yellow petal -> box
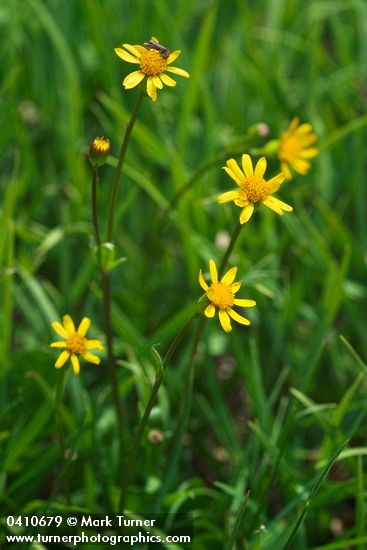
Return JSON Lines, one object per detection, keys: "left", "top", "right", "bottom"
{"left": 167, "top": 49, "right": 181, "bottom": 64}
{"left": 241, "top": 154, "right": 254, "bottom": 177}
{"left": 152, "top": 75, "right": 163, "bottom": 89}
{"left": 70, "top": 354, "right": 80, "bottom": 375}
{"left": 234, "top": 195, "right": 249, "bottom": 207}
{"left": 293, "top": 158, "right": 311, "bottom": 174}
{"left": 122, "top": 43, "right": 143, "bottom": 58}
{"left": 219, "top": 309, "right": 232, "bottom": 332}
{"left": 114, "top": 48, "right": 139, "bottom": 63}
{"left": 299, "top": 134, "right": 317, "bottom": 146}
{"left": 217, "top": 190, "right": 240, "bottom": 203}
{"left": 51, "top": 321, "right": 68, "bottom": 339}
{"left": 227, "top": 159, "right": 244, "bottom": 183}
{"left": 280, "top": 162, "right": 292, "bottom": 180}
{"left": 233, "top": 298, "right": 256, "bottom": 307}
{"left": 123, "top": 70, "right": 145, "bottom": 89}
{"left": 132, "top": 44, "right": 147, "bottom": 54}
{"left": 50, "top": 341, "right": 67, "bottom": 348}
{"left": 228, "top": 309, "right": 251, "bottom": 326}
{"left": 204, "top": 303, "right": 216, "bottom": 318}
{"left": 296, "top": 122, "right": 313, "bottom": 134}
{"left": 266, "top": 173, "right": 286, "bottom": 193}
{"left": 262, "top": 197, "right": 284, "bottom": 215}
{"left": 159, "top": 73, "right": 176, "bottom": 87}
{"left": 221, "top": 266, "right": 237, "bottom": 285}
{"left": 146, "top": 77, "right": 157, "bottom": 101}
{"left": 289, "top": 117, "right": 300, "bottom": 130}
{"left": 230, "top": 282, "right": 242, "bottom": 294}
{"left": 209, "top": 259, "right": 218, "bottom": 284}
{"left": 198, "top": 269, "right": 209, "bottom": 291}
{"left": 240, "top": 203, "right": 254, "bottom": 224}
{"left": 83, "top": 352, "right": 101, "bottom": 365}
{"left": 85, "top": 339, "right": 104, "bottom": 351}
{"left": 301, "top": 147, "right": 319, "bottom": 159}
{"left": 77, "top": 317, "right": 91, "bottom": 337}
{"left": 165, "top": 66, "right": 189, "bottom": 78}
{"left": 254, "top": 156, "right": 267, "bottom": 178}
{"left": 63, "top": 315, "right": 75, "bottom": 335}
{"left": 266, "top": 196, "right": 293, "bottom": 212}
{"left": 55, "top": 350, "right": 70, "bottom": 369}
{"left": 223, "top": 165, "right": 242, "bottom": 186}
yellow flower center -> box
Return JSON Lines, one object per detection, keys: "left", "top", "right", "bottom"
{"left": 140, "top": 49, "right": 167, "bottom": 76}
{"left": 241, "top": 176, "right": 269, "bottom": 203}
{"left": 67, "top": 333, "right": 87, "bottom": 355}
{"left": 207, "top": 283, "right": 234, "bottom": 309}
{"left": 279, "top": 134, "right": 300, "bottom": 162}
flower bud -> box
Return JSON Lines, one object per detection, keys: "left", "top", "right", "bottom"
{"left": 256, "top": 122, "right": 270, "bottom": 137}
{"left": 89, "top": 136, "right": 110, "bottom": 167}
{"left": 148, "top": 429, "right": 164, "bottom": 445}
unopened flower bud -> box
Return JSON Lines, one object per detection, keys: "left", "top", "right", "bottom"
{"left": 89, "top": 136, "right": 110, "bottom": 167}
{"left": 148, "top": 429, "right": 164, "bottom": 444}
{"left": 256, "top": 123, "right": 270, "bottom": 137}
{"left": 245, "top": 122, "right": 270, "bottom": 141}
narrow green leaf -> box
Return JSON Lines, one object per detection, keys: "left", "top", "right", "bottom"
{"left": 282, "top": 439, "right": 349, "bottom": 550}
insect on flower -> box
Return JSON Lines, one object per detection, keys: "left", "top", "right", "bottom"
{"left": 115, "top": 36, "right": 189, "bottom": 102}
{"left": 143, "top": 39, "right": 170, "bottom": 59}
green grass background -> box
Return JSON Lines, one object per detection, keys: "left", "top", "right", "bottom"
{"left": 1, "top": 0, "right": 367, "bottom": 548}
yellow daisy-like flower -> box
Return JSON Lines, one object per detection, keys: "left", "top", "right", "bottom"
{"left": 50, "top": 315, "right": 104, "bottom": 375}
{"left": 114, "top": 37, "right": 190, "bottom": 102}
{"left": 278, "top": 117, "right": 319, "bottom": 179}
{"left": 218, "top": 154, "right": 293, "bottom": 224}
{"left": 199, "top": 259, "right": 256, "bottom": 333}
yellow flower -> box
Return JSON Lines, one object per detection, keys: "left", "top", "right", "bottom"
{"left": 199, "top": 259, "right": 256, "bottom": 333}
{"left": 114, "top": 37, "right": 189, "bottom": 102}
{"left": 50, "top": 315, "right": 104, "bottom": 375}
{"left": 218, "top": 154, "right": 293, "bottom": 224}
{"left": 278, "top": 117, "right": 319, "bottom": 179}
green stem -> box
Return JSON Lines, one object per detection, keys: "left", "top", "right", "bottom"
{"left": 118, "top": 315, "right": 196, "bottom": 514}
{"left": 54, "top": 369, "right": 70, "bottom": 504}
{"left": 89, "top": 164, "right": 125, "bottom": 470}
{"left": 91, "top": 168, "right": 102, "bottom": 267}
{"left": 106, "top": 91, "right": 145, "bottom": 242}
{"left": 170, "top": 155, "right": 226, "bottom": 210}
{"left": 99, "top": 90, "right": 144, "bottom": 485}
{"left": 169, "top": 132, "right": 256, "bottom": 213}
{"left": 163, "top": 315, "right": 197, "bottom": 366}
{"left": 153, "top": 137, "right": 254, "bottom": 245}
{"left": 102, "top": 270, "right": 124, "bottom": 464}
{"left": 153, "top": 221, "right": 244, "bottom": 512}
{"left": 218, "top": 220, "right": 243, "bottom": 278}
{"left": 153, "top": 317, "right": 206, "bottom": 513}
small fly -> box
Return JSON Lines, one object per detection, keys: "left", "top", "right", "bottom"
{"left": 144, "top": 39, "right": 170, "bottom": 60}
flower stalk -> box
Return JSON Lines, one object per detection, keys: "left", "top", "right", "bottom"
{"left": 153, "top": 316, "right": 206, "bottom": 513}
{"left": 91, "top": 168, "right": 102, "bottom": 267}
{"left": 106, "top": 91, "right": 145, "bottom": 242}
{"left": 89, "top": 92, "right": 145, "bottom": 484}
{"left": 118, "top": 315, "right": 196, "bottom": 513}
{"left": 54, "top": 369, "right": 70, "bottom": 504}
{"left": 218, "top": 220, "right": 243, "bottom": 278}
{"left": 154, "top": 221, "right": 249, "bottom": 511}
